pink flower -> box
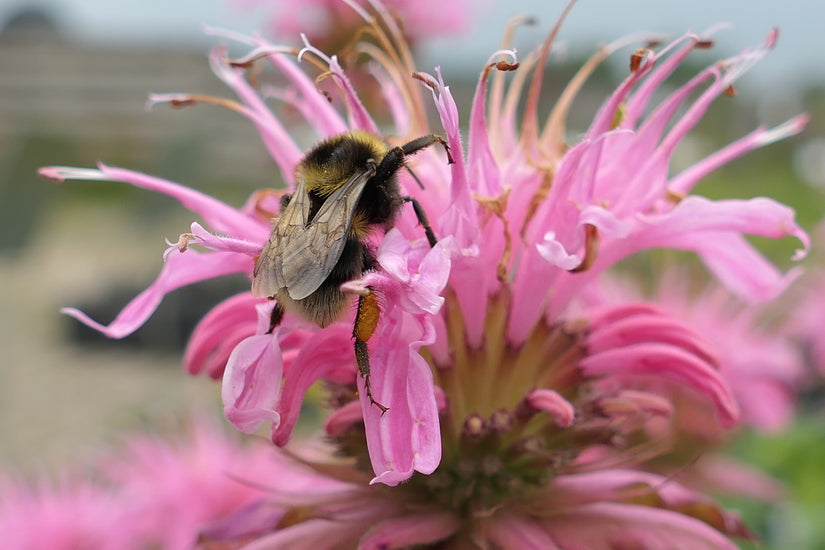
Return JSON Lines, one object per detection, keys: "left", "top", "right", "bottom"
{"left": 234, "top": 0, "right": 481, "bottom": 48}
{"left": 0, "top": 477, "right": 129, "bottom": 550}
{"left": 99, "top": 419, "right": 306, "bottom": 549}
{"left": 41, "top": 1, "right": 808, "bottom": 545}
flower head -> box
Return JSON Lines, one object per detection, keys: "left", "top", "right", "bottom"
{"left": 41, "top": 1, "right": 808, "bottom": 546}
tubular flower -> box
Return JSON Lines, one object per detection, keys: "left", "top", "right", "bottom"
{"left": 41, "top": 1, "right": 808, "bottom": 546}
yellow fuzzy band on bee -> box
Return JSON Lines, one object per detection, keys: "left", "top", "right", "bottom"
{"left": 348, "top": 211, "right": 372, "bottom": 239}
{"left": 295, "top": 130, "right": 389, "bottom": 197}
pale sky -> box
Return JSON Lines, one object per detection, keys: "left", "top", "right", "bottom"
{"left": 2, "top": 0, "right": 822, "bottom": 88}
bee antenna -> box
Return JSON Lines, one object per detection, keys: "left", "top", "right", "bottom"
{"left": 405, "top": 164, "right": 426, "bottom": 190}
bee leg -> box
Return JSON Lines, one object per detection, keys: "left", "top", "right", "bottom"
{"left": 400, "top": 134, "right": 454, "bottom": 164}
{"left": 401, "top": 196, "right": 438, "bottom": 247}
{"left": 353, "top": 290, "right": 388, "bottom": 415}
{"left": 376, "top": 135, "right": 454, "bottom": 191}
{"left": 266, "top": 301, "right": 285, "bottom": 334}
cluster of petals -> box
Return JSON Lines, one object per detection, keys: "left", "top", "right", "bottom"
{"left": 0, "top": 420, "right": 294, "bottom": 550}
{"left": 591, "top": 270, "right": 806, "bottom": 434}
{"left": 0, "top": 416, "right": 756, "bottom": 550}
{"left": 39, "top": 1, "right": 808, "bottom": 493}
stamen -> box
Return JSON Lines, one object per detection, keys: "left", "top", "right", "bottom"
{"left": 298, "top": 34, "right": 333, "bottom": 66}
{"left": 146, "top": 93, "right": 247, "bottom": 116}
{"left": 226, "top": 45, "right": 299, "bottom": 69}
{"left": 522, "top": 0, "right": 579, "bottom": 161}
{"left": 629, "top": 47, "right": 651, "bottom": 73}
{"left": 37, "top": 166, "right": 105, "bottom": 183}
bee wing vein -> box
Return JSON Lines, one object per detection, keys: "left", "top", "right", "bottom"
{"left": 252, "top": 166, "right": 375, "bottom": 301}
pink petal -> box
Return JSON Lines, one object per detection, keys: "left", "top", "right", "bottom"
{"left": 172, "top": 221, "right": 262, "bottom": 257}
{"left": 62, "top": 250, "right": 251, "bottom": 339}
{"left": 580, "top": 342, "right": 740, "bottom": 428}
{"left": 359, "top": 512, "right": 460, "bottom": 549}
{"left": 546, "top": 502, "right": 739, "bottom": 550}
{"left": 272, "top": 328, "right": 355, "bottom": 446}
{"left": 586, "top": 311, "right": 720, "bottom": 367}
{"left": 669, "top": 115, "right": 809, "bottom": 195}
{"left": 362, "top": 306, "right": 441, "bottom": 486}
{"left": 206, "top": 46, "right": 304, "bottom": 180}
{"left": 241, "top": 518, "right": 364, "bottom": 550}
{"left": 536, "top": 231, "right": 584, "bottom": 270}
{"left": 183, "top": 292, "right": 260, "bottom": 379}
{"left": 324, "top": 400, "right": 363, "bottom": 438}
{"left": 221, "top": 333, "right": 283, "bottom": 433}
{"left": 525, "top": 389, "right": 575, "bottom": 427}
{"left": 487, "top": 514, "right": 562, "bottom": 550}
{"left": 97, "top": 164, "right": 270, "bottom": 242}
{"left": 640, "top": 196, "right": 809, "bottom": 254}
{"left": 466, "top": 51, "right": 517, "bottom": 197}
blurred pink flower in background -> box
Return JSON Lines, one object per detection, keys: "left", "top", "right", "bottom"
{"left": 234, "top": 0, "right": 481, "bottom": 48}
{"left": 787, "top": 221, "right": 825, "bottom": 376}
{"left": 36, "top": 0, "right": 811, "bottom": 546}
{"left": 0, "top": 419, "right": 292, "bottom": 550}
{"left": 0, "top": 478, "right": 127, "bottom": 550}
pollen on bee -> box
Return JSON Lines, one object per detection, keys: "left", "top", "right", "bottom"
{"left": 355, "top": 291, "right": 381, "bottom": 341}
{"left": 349, "top": 211, "right": 372, "bottom": 239}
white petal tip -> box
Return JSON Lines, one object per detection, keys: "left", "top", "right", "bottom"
{"left": 38, "top": 166, "right": 105, "bottom": 183}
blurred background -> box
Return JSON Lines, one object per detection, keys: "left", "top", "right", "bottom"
{"left": 0, "top": 0, "right": 823, "bottom": 547}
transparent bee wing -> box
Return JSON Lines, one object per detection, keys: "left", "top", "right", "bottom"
{"left": 280, "top": 166, "right": 375, "bottom": 300}
{"left": 251, "top": 179, "right": 311, "bottom": 299}
{"left": 252, "top": 164, "right": 375, "bottom": 301}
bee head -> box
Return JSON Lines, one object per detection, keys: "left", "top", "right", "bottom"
{"left": 296, "top": 130, "right": 390, "bottom": 196}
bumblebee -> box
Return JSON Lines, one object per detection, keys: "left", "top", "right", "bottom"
{"left": 252, "top": 130, "right": 453, "bottom": 413}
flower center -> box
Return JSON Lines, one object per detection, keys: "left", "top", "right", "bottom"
{"left": 407, "top": 292, "right": 588, "bottom": 514}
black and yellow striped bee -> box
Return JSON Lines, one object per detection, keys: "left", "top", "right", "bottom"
{"left": 252, "top": 130, "right": 452, "bottom": 412}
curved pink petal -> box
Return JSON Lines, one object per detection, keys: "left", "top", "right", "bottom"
{"left": 222, "top": 333, "right": 283, "bottom": 433}
{"left": 545, "top": 502, "right": 739, "bottom": 550}
{"left": 639, "top": 196, "right": 809, "bottom": 256}
{"left": 586, "top": 311, "right": 720, "bottom": 367}
{"left": 62, "top": 250, "right": 251, "bottom": 339}
{"left": 272, "top": 328, "right": 355, "bottom": 446}
{"left": 184, "top": 292, "right": 260, "bottom": 378}
{"left": 97, "top": 165, "right": 270, "bottom": 242}
{"left": 487, "top": 514, "right": 562, "bottom": 550}
{"left": 359, "top": 512, "right": 460, "bottom": 549}
{"left": 172, "top": 221, "right": 262, "bottom": 257}
{"left": 580, "top": 342, "right": 739, "bottom": 428}
{"left": 363, "top": 308, "right": 441, "bottom": 486}
{"left": 241, "top": 518, "right": 365, "bottom": 550}
{"left": 525, "top": 389, "right": 575, "bottom": 427}
{"left": 207, "top": 46, "right": 304, "bottom": 180}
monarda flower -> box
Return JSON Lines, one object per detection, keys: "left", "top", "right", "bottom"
{"left": 41, "top": 2, "right": 807, "bottom": 546}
